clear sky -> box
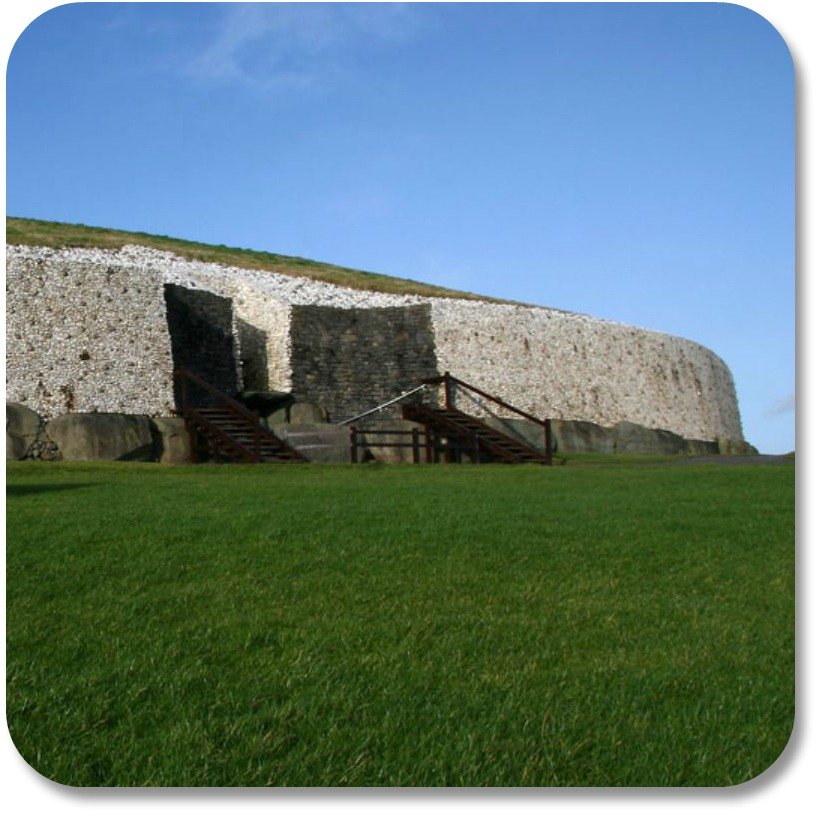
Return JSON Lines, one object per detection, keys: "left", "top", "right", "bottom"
{"left": 6, "top": 2, "right": 794, "bottom": 453}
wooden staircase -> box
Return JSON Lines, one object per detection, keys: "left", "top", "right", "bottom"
{"left": 402, "top": 403, "right": 551, "bottom": 464}
{"left": 175, "top": 368, "right": 307, "bottom": 463}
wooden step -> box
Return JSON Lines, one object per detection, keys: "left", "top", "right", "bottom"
{"left": 401, "top": 403, "right": 549, "bottom": 464}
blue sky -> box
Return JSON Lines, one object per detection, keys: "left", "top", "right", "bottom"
{"left": 6, "top": 2, "right": 794, "bottom": 453}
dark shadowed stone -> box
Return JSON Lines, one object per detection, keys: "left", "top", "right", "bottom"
{"left": 264, "top": 406, "right": 290, "bottom": 428}
{"left": 151, "top": 417, "right": 191, "bottom": 464}
{"left": 276, "top": 424, "right": 350, "bottom": 463}
{"left": 550, "top": 419, "right": 616, "bottom": 454}
{"left": 6, "top": 402, "right": 42, "bottom": 459}
{"left": 46, "top": 413, "right": 156, "bottom": 461}
{"left": 717, "top": 437, "right": 759, "bottom": 456}
{"left": 685, "top": 438, "right": 721, "bottom": 456}
{"left": 237, "top": 391, "right": 294, "bottom": 415}
{"left": 288, "top": 303, "right": 437, "bottom": 421}
{"left": 612, "top": 421, "right": 688, "bottom": 455}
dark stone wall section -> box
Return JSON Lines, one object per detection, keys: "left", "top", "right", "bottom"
{"left": 289, "top": 304, "right": 439, "bottom": 422}
{"left": 163, "top": 284, "right": 238, "bottom": 406}
{"left": 236, "top": 318, "right": 269, "bottom": 391}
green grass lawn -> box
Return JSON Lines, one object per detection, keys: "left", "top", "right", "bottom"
{"left": 6, "top": 459, "right": 794, "bottom": 787}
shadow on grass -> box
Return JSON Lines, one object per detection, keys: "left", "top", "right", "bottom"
{"left": 6, "top": 483, "right": 100, "bottom": 497}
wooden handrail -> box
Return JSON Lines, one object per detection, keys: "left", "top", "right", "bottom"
{"left": 350, "top": 423, "right": 483, "bottom": 465}
{"left": 421, "top": 372, "right": 548, "bottom": 428}
{"left": 420, "top": 372, "right": 552, "bottom": 465}
{"left": 176, "top": 367, "right": 307, "bottom": 463}
{"left": 175, "top": 367, "right": 259, "bottom": 426}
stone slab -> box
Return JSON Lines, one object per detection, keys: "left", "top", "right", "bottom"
{"left": 46, "top": 413, "right": 156, "bottom": 461}
{"left": 6, "top": 402, "right": 42, "bottom": 459}
{"left": 151, "top": 416, "right": 192, "bottom": 464}
{"left": 276, "top": 424, "right": 350, "bottom": 463}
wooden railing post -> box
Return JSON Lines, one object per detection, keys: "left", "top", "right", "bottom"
{"left": 425, "top": 429, "right": 432, "bottom": 463}
{"left": 545, "top": 418, "right": 553, "bottom": 466}
{"left": 443, "top": 371, "right": 453, "bottom": 410}
{"left": 411, "top": 427, "right": 420, "bottom": 464}
{"left": 350, "top": 426, "right": 358, "bottom": 463}
{"left": 254, "top": 409, "right": 261, "bottom": 462}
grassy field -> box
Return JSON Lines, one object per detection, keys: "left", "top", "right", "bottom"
{"left": 6, "top": 459, "right": 794, "bottom": 787}
{"left": 6, "top": 216, "right": 504, "bottom": 302}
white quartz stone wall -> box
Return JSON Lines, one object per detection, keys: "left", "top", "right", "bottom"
{"left": 5, "top": 244, "right": 745, "bottom": 441}
{"left": 429, "top": 300, "right": 743, "bottom": 442}
{"left": 5, "top": 252, "right": 176, "bottom": 418}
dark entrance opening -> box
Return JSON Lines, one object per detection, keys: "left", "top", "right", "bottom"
{"left": 164, "top": 284, "right": 239, "bottom": 408}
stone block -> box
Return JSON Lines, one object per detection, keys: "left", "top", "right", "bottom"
{"left": 484, "top": 416, "right": 549, "bottom": 451}
{"left": 276, "top": 424, "right": 351, "bottom": 463}
{"left": 46, "top": 413, "right": 157, "bottom": 461}
{"left": 717, "top": 437, "right": 759, "bottom": 456}
{"left": 550, "top": 419, "right": 616, "bottom": 454}
{"left": 288, "top": 402, "right": 329, "bottom": 425}
{"left": 612, "top": 421, "right": 688, "bottom": 455}
{"left": 151, "top": 416, "right": 192, "bottom": 464}
{"left": 6, "top": 402, "right": 43, "bottom": 459}
{"left": 685, "top": 438, "right": 720, "bottom": 456}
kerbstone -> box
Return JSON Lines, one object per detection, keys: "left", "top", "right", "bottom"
{"left": 551, "top": 419, "right": 616, "bottom": 454}
{"left": 151, "top": 416, "right": 191, "bottom": 464}
{"left": 717, "top": 437, "right": 759, "bottom": 456}
{"left": 46, "top": 413, "right": 156, "bottom": 461}
{"left": 6, "top": 402, "right": 42, "bottom": 459}
{"left": 276, "top": 424, "right": 350, "bottom": 463}
{"left": 288, "top": 402, "right": 329, "bottom": 425}
{"left": 611, "top": 421, "right": 688, "bottom": 455}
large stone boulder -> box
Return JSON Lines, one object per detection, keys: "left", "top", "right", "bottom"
{"left": 288, "top": 402, "right": 329, "bottom": 425}
{"left": 46, "top": 413, "right": 156, "bottom": 461}
{"left": 151, "top": 417, "right": 191, "bottom": 464}
{"left": 550, "top": 419, "right": 616, "bottom": 454}
{"left": 486, "top": 415, "right": 718, "bottom": 456}
{"left": 276, "top": 424, "right": 350, "bottom": 463}
{"left": 484, "top": 416, "right": 548, "bottom": 452}
{"left": 612, "top": 421, "right": 689, "bottom": 455}
{"left": 685, "top": 438, "right": 721, "bottom": 456}
{"left": 6, "top": 402, "right": 43, "bottom": 459}
{"left": 717, "top": 436, "right": 759, "bottom": 456}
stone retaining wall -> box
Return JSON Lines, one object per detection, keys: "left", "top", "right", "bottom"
{"left": 429, "top": 300, "right": 743, "bottom": 443}
{"left": 5, "top": 244, "right": 745, "bottom": 443}
{"left": 289, "top": 304, "right": 438, "bottom": 422}
{"left": 5, "top": 252, "right": 176, "bottom": 418}
{"left": 164, "top": 284, "right": 239, "bottom": 403}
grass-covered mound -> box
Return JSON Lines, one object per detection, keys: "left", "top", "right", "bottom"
{"left": 6, "top": 216, "right": 499, "bottom": 301}
{"left": 6, "top": 459, "right": 794, "bottom": 786}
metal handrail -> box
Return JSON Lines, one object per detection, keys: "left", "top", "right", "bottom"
{"left": 338, "top": 384, "right": 428, "bottom": 425}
